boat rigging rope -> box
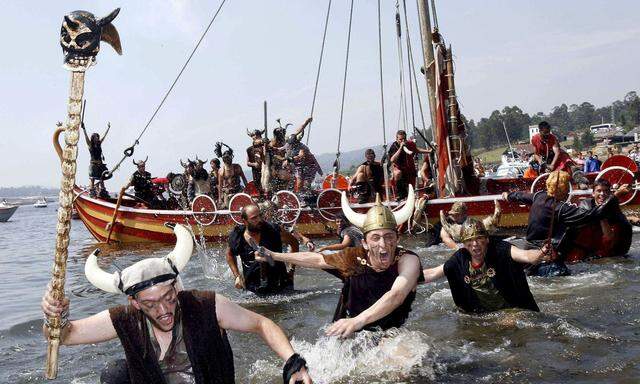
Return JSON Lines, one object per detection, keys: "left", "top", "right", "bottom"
{"left": 103, "top": 0, "right": 228, "bottom": 180}
{"left": 377, "top": 0, "right": 391, "bottom": 201}
{"left": 306, "top": 0, "right": 332, "bottom": 146}
{"left": 430, "top": 0, "right": 439, "bottom": 31}
{"left": 395, "top": 1, "right": 409, "bottom": 134}
{"left": 401, "top": 0, "right": 417, "bottom": 140}
{"left": 334, "top": 0, "right": 355, "bottom": 170}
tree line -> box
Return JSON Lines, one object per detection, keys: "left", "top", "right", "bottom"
{"left": 465, "top": 91, "right": 640, "bottom": 150}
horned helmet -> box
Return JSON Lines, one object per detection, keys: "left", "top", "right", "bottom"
{"left": 214, "top": 142, "right": 234, "bottom": 163}
{"left": 194, "top": 155, "right": 207, "bottom": 169}
{"left": 341, "top": 185, "right": 415, "bottom": 234}
{"left": 273, "top": 118, "right": 292, "bottom": 141}
{"left": 133, "top": 156, "right": 148, "bottom": 169}
{"left": 60, "top": 9, "right": 122, "bottom": 70}
{"left": 460, "top": 218, "right": 489, "bottom": 243}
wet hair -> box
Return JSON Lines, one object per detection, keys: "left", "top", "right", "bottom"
{"left": 538, "top": 121, "right": 551, "bottom": 130}
{"left": 593, "top": 179, "right": 611, "bottom": 189}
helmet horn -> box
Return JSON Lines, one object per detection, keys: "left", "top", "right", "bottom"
{"left": 165, "top": 224, "right": 194, "bottom": 271}
{"left": 84, "top": 249, "right": 121, "bottom": 294}
{"left": 340, "top": 191, "right": 366, "bottom": 228}
{"left": 392, "top": 184, "right": 415, "bottom": 225}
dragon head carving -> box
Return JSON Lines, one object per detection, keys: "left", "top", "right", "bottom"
{"left": 60, "top": 8, "right": 122, "bottom": 70}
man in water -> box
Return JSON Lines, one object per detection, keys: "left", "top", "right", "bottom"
{"left": 256, "top": 186, "right": 421, "bottom": 337}
{"left": 282, "top": 117, "right": 323, "bottom": 193}
{"left": 317, "top": 213, "right": 364, "bottom": 253}
{"left": 422, "top": 219, "right": 547, "bottom": 313}
{"left": 82, "top": 121, "right": 110, "bottom": 198}
{"left": 531, "top": 121, "right": 588, "bottom": 188}
{"left": 349, "top": 149, "right": 384, "bottom": 203}
{"left": 502, "top": 170, "right": 615, "bottom": 276}
{"left": 215, "top": 142, "right": 247, "bottom": 208}
{"left": 41, "top": 224, "right": 312, "bottom": 384}
{"left": 226, "top": 205, "right": 299, "bottom": 294}
{"left": 439, "top": 202, "right": 469, "bottom": 250}
{"left": 388, "top": 130, "right": 432, "bottom": 200}
{"left": 246, "top": 129, "right": 266, "bottom": 193}
{"left": 125, "top": 157, "right": 157, "bottom": 208}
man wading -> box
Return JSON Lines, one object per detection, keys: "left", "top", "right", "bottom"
{"left": 41, "top": 224, "right": 312, "bottom": 384}
{"left": 422, "top": 219, "right": 548, "bottom": 313}
{"left": 256, "top": 186, "right": 422, "bottom": 337}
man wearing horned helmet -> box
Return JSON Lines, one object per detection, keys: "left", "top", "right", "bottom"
{"left": 246, "top": 129, "right": 267, "bottom": 193}
{"left": 255, "top": 186, "right": 423, "bottom": 337}
{"left": 41, "top": 224, "right": 312, "bottom": 384}
{"left": 215, "top": 142, "right": 248, "bottom": 208}
{"left": 124, "top": 157, "right": 157, "bottom": 207}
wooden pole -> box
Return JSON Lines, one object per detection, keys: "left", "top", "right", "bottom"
{"left": 416, "top": 0, "right": 437, "bottom": 139}
{"left": 46, "top": 69, "right": 85, "bottom": 379}
{"left": 105, "top": 187, "right": 126, "bottom": 244}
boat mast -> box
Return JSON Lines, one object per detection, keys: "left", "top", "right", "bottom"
{"left": 416, "top": 0, "right": 437, "bottom": 138}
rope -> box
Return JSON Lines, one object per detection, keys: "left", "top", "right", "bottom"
{"left": 394, "top": 1, "right": 409, "bottom": 134}
{"left": 377, "top": 0, "right": 391, "bottom": 201}
{"left": 104, "top": 0, "right": 228, "bottom": 179}
{"left": 401, "top": 0, "right": 417, "bottom": 140}
{"left": 306, "top": 0, "right": 333, "bottom": 145}
{"left": 335, "top": 0, "right": 355, "bottom": 169}
{"left": 430, "top": 0, "right": 439, "bottom": 30}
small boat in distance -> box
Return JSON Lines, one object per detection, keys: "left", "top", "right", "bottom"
{"left": 33, "top": 197, "right": 48, "bottom": 208}
{"left": 0, "top": 200, "right": 19, "bottom": 222}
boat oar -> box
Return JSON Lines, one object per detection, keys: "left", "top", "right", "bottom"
{"left": 104, "top": 187, "right": 126, "bottom": 244}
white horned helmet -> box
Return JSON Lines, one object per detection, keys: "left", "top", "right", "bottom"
{"left": 60, "top": 9, "right": 122, "bottom": 70}
{"left": 85, "top": 223, "right": 194, "bottom": 296}
{"left": 341, "top": 185, "right": 415, "bottom": 233}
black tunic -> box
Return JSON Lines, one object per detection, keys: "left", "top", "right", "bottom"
{"left": 443, "top": 238, "right": 539, "bottom": 313}
{"left": 227, "top": 222, "right": 292, "bottom": 294}
{"left": 131, "top": 170, "right": 154, "bottom": 202}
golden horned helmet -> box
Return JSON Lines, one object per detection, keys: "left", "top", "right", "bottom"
{"left": 341, "top": 185, "right": 415, "bottom": 233}
{"left": 460, "top": 218, "right": 489, "bottom": 243}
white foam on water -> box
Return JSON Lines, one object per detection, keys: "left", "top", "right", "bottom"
{"left": 237, "top": 288, "right": 339, "bottom": 305}
{"left": 528, "top": 270, "right": 618, "bottom": 294}
{"left": 249, "top": 328, "right": 436, "bottom": 383}
{"left": 515, "top": 317, "right": 615, "bottom": 341}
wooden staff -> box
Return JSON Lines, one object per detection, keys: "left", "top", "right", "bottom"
{"left": 105, "top": 187, "right": 126, "bottom": 244}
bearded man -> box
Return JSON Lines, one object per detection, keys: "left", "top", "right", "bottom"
{"left": 255, "top": 186, "right": 422, "bottom": 337}
{"left": 438, "top": 201, "right": 501, "bottom": 250}
{"left": 191, "top": 157, "right": 211, "bottom": 197}
{"left": 215, "top": 142, "right": 247, "bottom": 208}
{"left": 125, "top": 157, "right": 157, "bottom": 207}
{"left": 422, "top": 219, "right": 547, "bottom": 313}
{"left": 502, "top": 170, "right": 616, "bottom": 276}
{"left": 41, "top": 224, "right": 312, "bottom": 384}
{"left": 226, "top": 205, "right": 300, "bottom": 295}
{"left": 388, "top": 130, "right": 432, "bottom": 200}
{"left": 349, "top": 149, "right": 384, "bottom": 203}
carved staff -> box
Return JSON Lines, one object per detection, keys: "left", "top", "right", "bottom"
{"left": 45, "top": 9, "right": 121, "bottom": 379}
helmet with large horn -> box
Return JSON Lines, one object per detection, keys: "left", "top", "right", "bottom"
{"left": 195, "top": 155, "right": 207, "bottom": 165}
{"left": 439, "top": 210, "right": 463, "bottom": 242}
{"left": 341, "top": 185, "right": 415, "bottom": 233}
{"left": 132, "top": 156, "right": 148, "bottom": 167}
{"left": 85, "top": 223, "right": 194, "bottom": 296}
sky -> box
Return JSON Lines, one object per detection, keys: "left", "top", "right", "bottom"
{"left": 0, "top": 0, "right": 638, "bottom": 188}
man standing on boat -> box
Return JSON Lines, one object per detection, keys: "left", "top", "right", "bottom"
{"left": 531, "top": 121, "right": 588, "bottom": 188}
{"left": 502, "top": 170, "right": 615, "bottom": 276}
{"left": 125, "top": 157, "right": 158, "bottom": 208}
{"left": 209, "top": 158, "right": 220, "bottom": 201}
{"left": 422, "top": 219, "right": 547, "bottom": 313}
{"left": 255, "top": 186, "right": 422, "bottom": 337}
{"left": 349, "top": 148, "right": 384, "bottom": 203}
{"left": 226, "top": 204, "right": 300, "bottom": 295}
{"left": 215, "top": 142, "right": 247, "bottom": 208}
{"left": 41, "top": 224, "right": 312, "bottom": 384}
{"left": 246, "top": 129, "right": 266, "bottom": 193}
{"left": 388, "top": 130, "right": 432, "bottom": 201}
{"left": 282, "top": 117, "right": 323, "bottom": 194}
{"left": 191, "top": 157, "right": 211, "bottom": 197}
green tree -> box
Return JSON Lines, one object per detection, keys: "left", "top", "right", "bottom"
{"left": 581, "top": 130, "right": 595, "bottom": 148}
{"left": 548, "top": 104, "right": 572, "bottom": 134}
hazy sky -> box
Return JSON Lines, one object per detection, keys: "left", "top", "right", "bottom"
{"left": 1, "top": 0, "right": 638, "bottom": 188}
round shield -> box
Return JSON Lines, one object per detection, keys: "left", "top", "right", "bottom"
{"left": 322, "top": 173, "right": 349, "bottom": 191}
{"left": 601, "top": 154, "right": 638, "bottom": 173}
{"left": 595, "top": 166, "right": 637, "bottom": 206}
{"left": 191, "top": 195, "right": 217, "bottom": 226}
{"left": 316, "top": 188, "right": 343, "bottom": 221}
{"left": 169, "top": 174, "right": 186, "bottom": 195}
{"left": 530, "top": 172, "right": 573, "bottom": 201}
{"left": 272, "top": 190, "right": 301, "bottom": 224}
{"left": 229, "top": 193, "right": 254, "bottom": 225}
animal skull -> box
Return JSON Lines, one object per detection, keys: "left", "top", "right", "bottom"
{"left": 60, "top": 9, "right": 122, "bottom": 70}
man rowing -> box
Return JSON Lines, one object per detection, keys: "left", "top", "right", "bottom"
{"left": 349, "top": 148, "right": 384, "bottom": 203}
{"left": 422, "top": 219, "right": 547, "bottom": 313}
{"left": 502, "top": 170, "right": 616, "bottom": 276}
{"left": 41, "top": 224, "right": 312, "bottom": 384}
{"left": 215, "top": 142, "right": 247, "bottom": 208}
{"left": 255, "top": 186, "right": 422, "bottom": 337}
{"left": 226, "top": 205, "right": 299, "bottom": 295}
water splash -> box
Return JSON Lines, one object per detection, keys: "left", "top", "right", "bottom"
{"left": 249, "top": 328, "right": 436, "bottom": 383}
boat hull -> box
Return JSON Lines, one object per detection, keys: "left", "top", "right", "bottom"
{"left": 0, "top": 206, "right": 18, "bottom": 222}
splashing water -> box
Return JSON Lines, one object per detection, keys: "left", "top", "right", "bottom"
{"left": 249, "top": 328, "right": 436, "bottom": 383}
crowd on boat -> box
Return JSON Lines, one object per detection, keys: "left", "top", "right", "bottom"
{"left": 41, "top": 119, "right": 639, "bottom": 383}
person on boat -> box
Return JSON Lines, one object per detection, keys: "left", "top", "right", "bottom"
{"left": 125, "top": 157, "right": 158, "bottom": 208}
{"left": 473, "top": 157, "right": 486, "bottom": 177}
{"left": 531, "top": 121, "right": 588, "bottom": 188}
{"left": 438, "top": 201, "right": 502, "bottom": 250}
{"left": 82, "top": 121, "right": 111, "bottom": 198}
{"left": 502, "top": 170, "right": 616, "bottom": 276}
{"left": 188, "top": 157, "right": 211, "bottom": 199}
{"left": 41, "top": 224, "right": 312, "bottom": 384}
{"left": 317, "top": 213, "right": 364, "bottom": 253}
{"left": 255, "top": 186, "right": 422, "bottom": 337}
{"left": 583, "top": 151, "right": 597, "bottom": 173}
{"left": 349, "top": 148, "right": 384, "bottom": 203}
{"left": 419, "top": 156, "right": 434, "bottom": 189}
{"left": 215, "top": 142, "right": 247, "bottom": 208}
{"left": 388, "top": 130, "right": 432, "bottom": 201}
{"left": 523, "top": 160, "right": 539, "bottom": 179}
{"left": 568, "top": 179, "right": 633, "bottom": 259}
{"left": 574, "top": 151, "right": 585, "bottom": 169}
{"left": 269, "top": 122, "right": 292, "bottom": 191}
{"left": 421, "top": 218, "right": 547, "bottom": 313}
{"left": 282, "top": 117, "right": 323, "bottom": 193}
{"left": 209, "top": 158, "right": 220, "bottom": 201}
{"left": 246, "top": 129, "right": 267, "bottom": 194}
{"left": 226, "top": 204, "right": 299, "bottom": 295}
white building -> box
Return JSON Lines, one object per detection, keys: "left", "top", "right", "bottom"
{"left": 528, "top": 125, "right": 539, "bottom": 143}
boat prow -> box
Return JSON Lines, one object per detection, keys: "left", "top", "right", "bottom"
{"left": 0, "top": 204, "right": 19, "bottom": 222}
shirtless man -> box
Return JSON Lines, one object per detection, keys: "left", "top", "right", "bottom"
{"left": 350, "top": 149, "right": 384, "bottom": 203}
{"left": 282, "top": 117, "right": 323, "bottom": 192}
{"left": 215, "top": 142, "right": 247, "bottom": 208}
